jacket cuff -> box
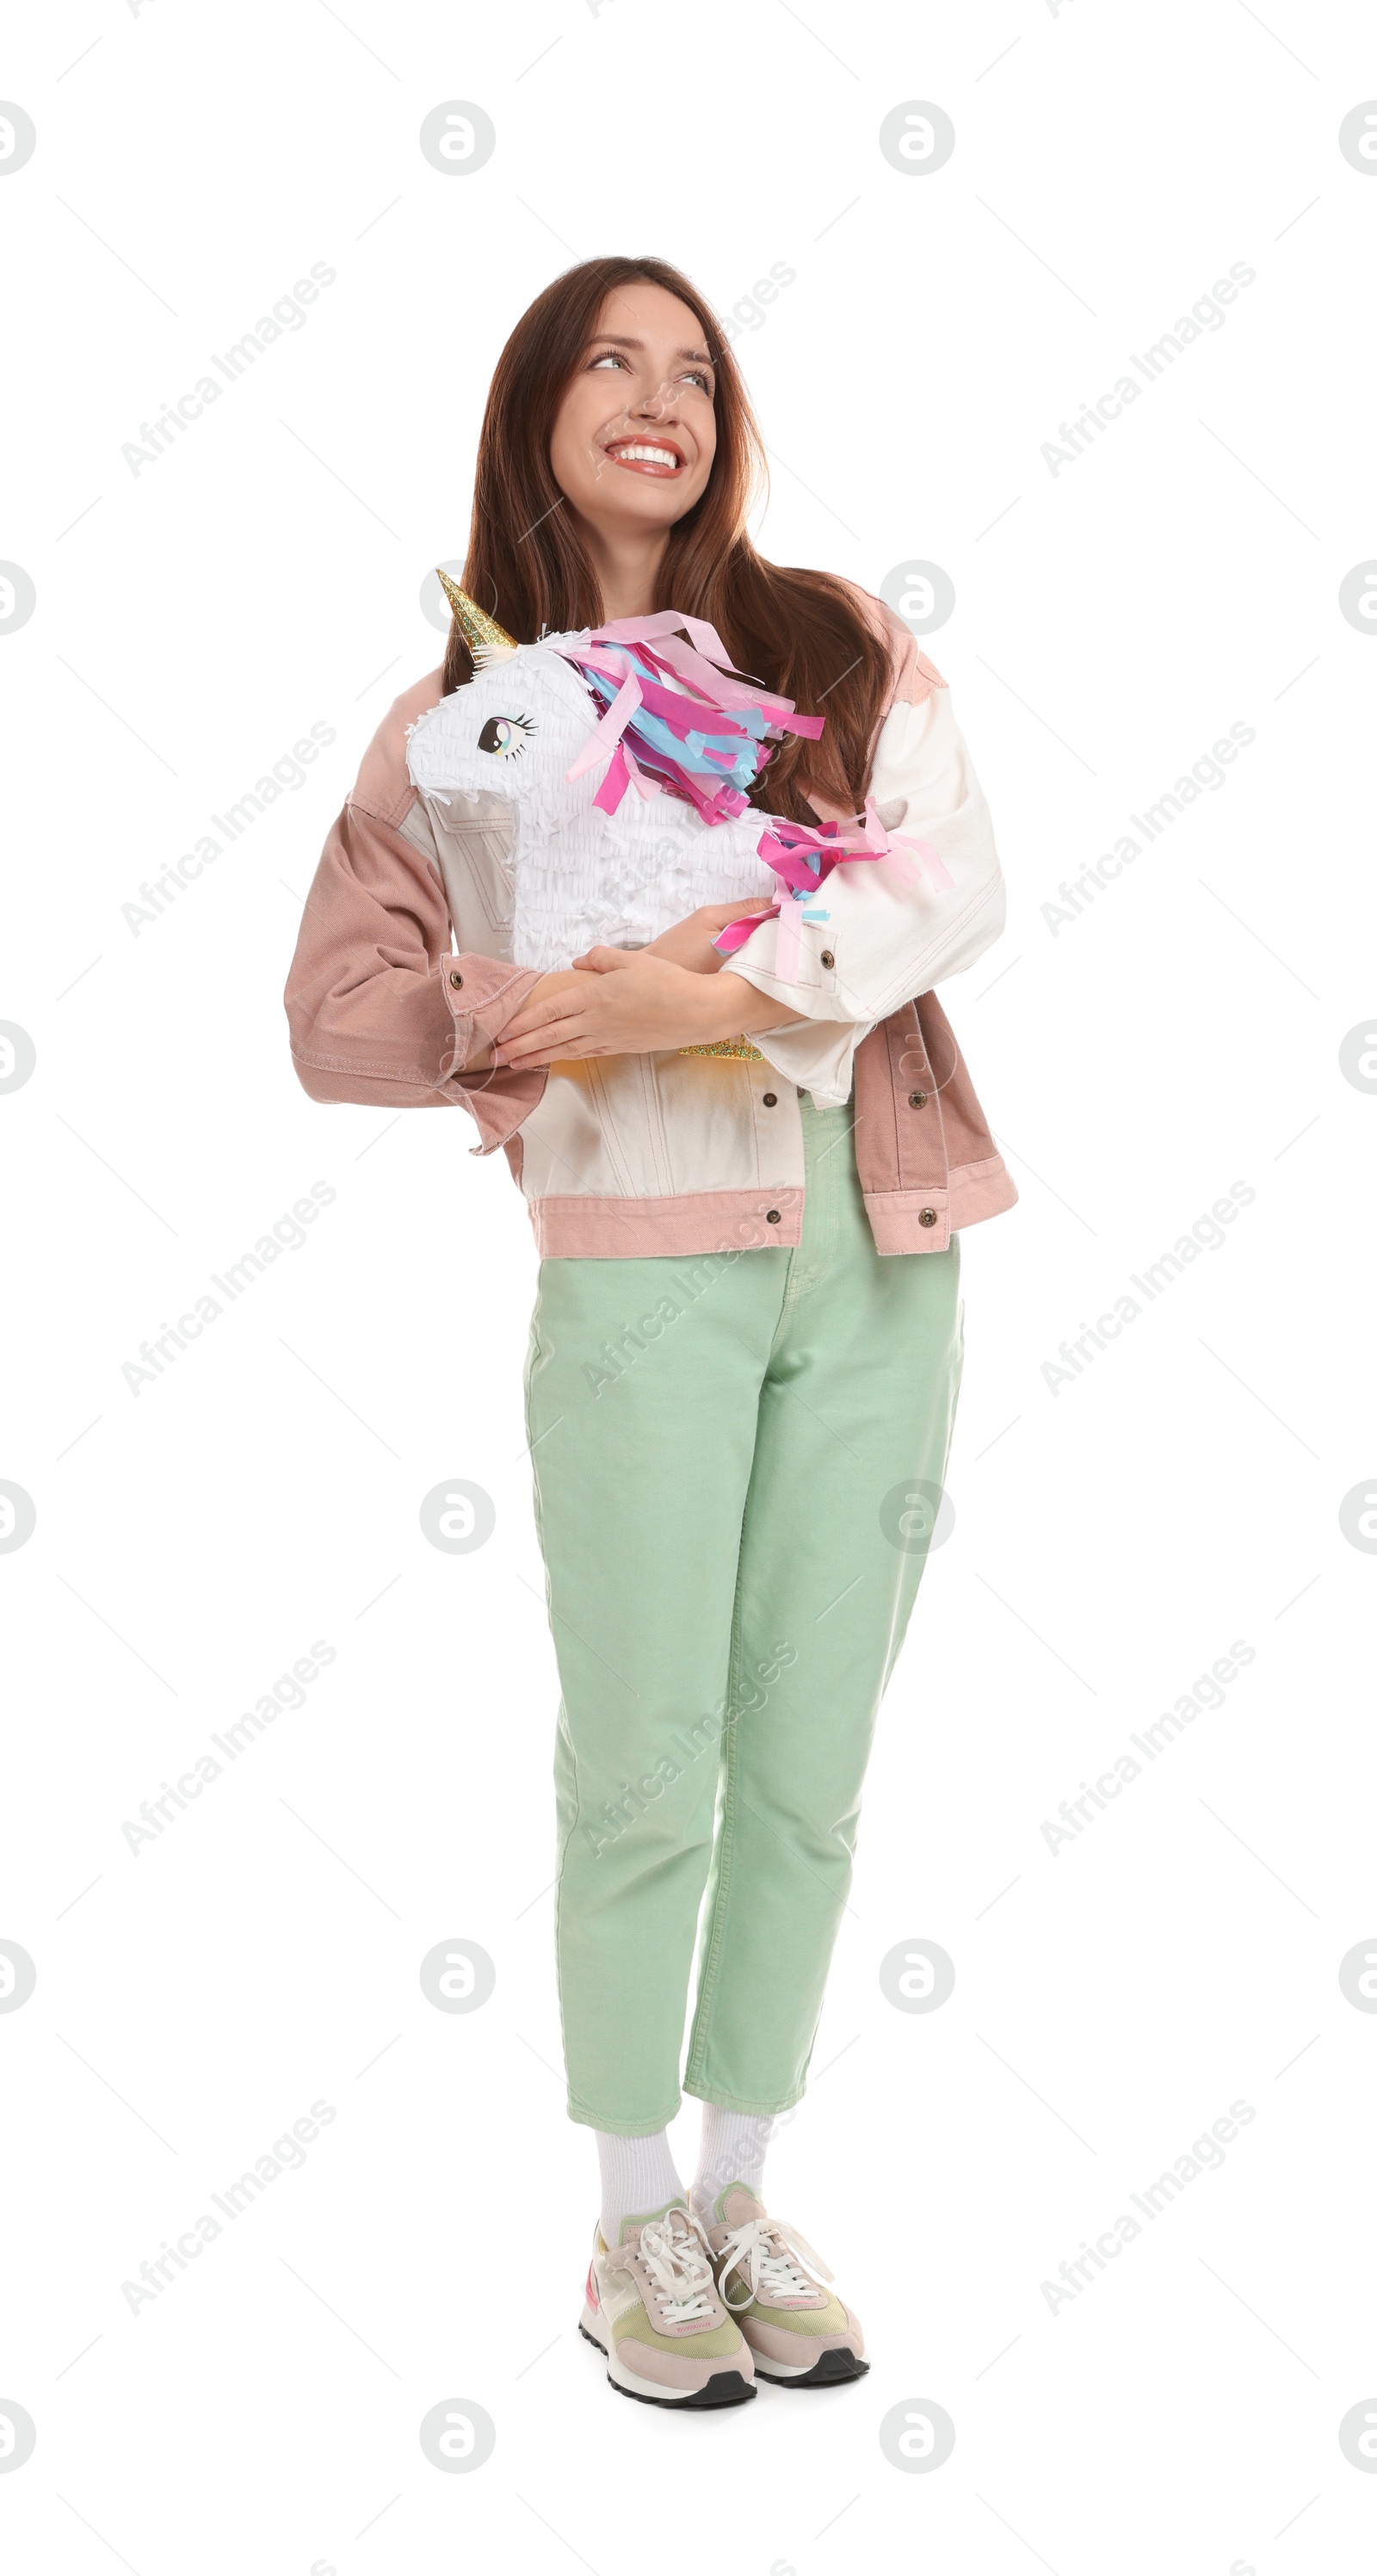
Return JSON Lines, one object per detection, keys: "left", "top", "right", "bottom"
{"left": 452, "top": 1059, "right": 547, "bottom": 1155}
{"left": 719, "top": 923, "right": 844, "bottom": 1025}
{"left": 439, "top": 954, "right": 542, "bottom": 1073}
{"left": 736, "top": 1011, "right": 874, "bottom": 1109}
{"left": 437, "top": 954, "right": 547, "bottom": 1153}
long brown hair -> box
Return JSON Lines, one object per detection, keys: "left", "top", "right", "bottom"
{"left": 443, "top": 256, "right": 895, "bottom": 822}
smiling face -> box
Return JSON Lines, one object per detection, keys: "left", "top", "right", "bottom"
{"left": 547, "top": 281, "right": 718, "bottom": 547}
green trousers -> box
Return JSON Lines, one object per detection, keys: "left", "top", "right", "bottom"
{"left": 524, "top": 1093, "right": 964, "bottom": 2134}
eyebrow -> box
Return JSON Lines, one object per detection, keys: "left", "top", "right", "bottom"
{"left": 588, "top": 333, "right": 715, "bottom": 366}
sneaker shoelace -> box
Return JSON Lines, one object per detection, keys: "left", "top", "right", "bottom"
{"left": 715, "top": 2215, "right": 834, "bottom": 2312}
{"left": 625, "top": 2210, "right": 720, "bottom": 2326}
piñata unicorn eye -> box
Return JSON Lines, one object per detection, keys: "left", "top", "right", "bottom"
{"left": 478, "top": 713, "right": 538, "bottom": 758}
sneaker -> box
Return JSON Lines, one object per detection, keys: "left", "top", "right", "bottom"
{"left": 579, "top": 2200, "right": 756, "bottom": 2409}
{"left": 697, "top": 2184, "right": 868, "bottom": 2388}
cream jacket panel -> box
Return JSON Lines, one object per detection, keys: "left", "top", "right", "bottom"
{"left": 721, "top": 688, "right": 1005, "bottom": 1107}
{"left": 402, "top": 788, "right": 516, "bottom": 958}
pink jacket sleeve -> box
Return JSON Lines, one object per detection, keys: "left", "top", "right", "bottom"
{"left": 283, "top": 675, "right": 547, "bottom": 1155}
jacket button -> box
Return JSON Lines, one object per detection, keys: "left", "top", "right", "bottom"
{"left": 765, "top": 1208, "right": 781, "bottom": 1224}
{"left": 918, "top": 1208, "right": 938, "bottom": 1227}
{"left": 762, "top": 1091, "right": 777, "bottom": 1107}
{"left": 909, "top": 1090, "right": 928, "bottom": 1109}
{"left": 448, "top": 970, "right": 464, "bottom": 989}
{"left": 820, "top": 949, "right": 835, "bottom": 968}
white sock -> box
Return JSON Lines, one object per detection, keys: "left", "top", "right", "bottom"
{"left": 595, "top": 2128, "right": 685, "bottom": 2249}
{"left": 691, "top": 2103, "right": 776, "bottom": 2221}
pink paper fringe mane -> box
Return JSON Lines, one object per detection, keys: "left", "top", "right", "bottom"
{"left": 558, "top": 613, "right": 821, "bottom": 823}
{"left": 555, "top": 614, "right": 952, "bottom": 983}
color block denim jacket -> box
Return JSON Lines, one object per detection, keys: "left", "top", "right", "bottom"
{"left": 284, "top": 593, "right": 1017, "bottom": 1259}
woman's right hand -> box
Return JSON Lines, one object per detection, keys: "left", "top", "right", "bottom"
{"left": 577, "top": 899, "right": 775, "bottom": 979}
{"left": 465, "top": 968, "right": 587, "bottom": 1072}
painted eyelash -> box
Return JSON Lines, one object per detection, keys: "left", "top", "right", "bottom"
{"left": 478, "top": 712, "right": 539, "bottom": 759}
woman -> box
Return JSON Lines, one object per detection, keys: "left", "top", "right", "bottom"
{"left": 286, "top": 256, "right": 1015, "bottom": 2409}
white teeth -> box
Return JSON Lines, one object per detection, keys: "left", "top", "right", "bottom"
{"left": 611, "top": 443, "right": 679, "bottom": 468}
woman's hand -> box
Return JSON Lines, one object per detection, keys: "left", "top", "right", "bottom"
{"left": 580, "top": 898, "right": 775, "bottom": 978}
{"left": 462, "top": 969, "right": 582, "bottom": 1074}
{"left": 491, "top": 943, "right": 810, "bottom": 1067}
{"left": 491, "top": 954, "right": 733, "bottom": 1068}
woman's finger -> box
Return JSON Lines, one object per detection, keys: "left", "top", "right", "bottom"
{"left": 497, "top": 1040, "right": 605, "bottom": 1068}
{"left": 500, "top": 1000, "right": 578, "bottom": 1044}
{"left": 497, "top": 967, "right": 593, "bottom": 1043}
{"left": 496, "top": 1038, "right": 606, "bottom": 1068}
{"left": 494, "top": 1016, "right": 593, "bottom": 1064}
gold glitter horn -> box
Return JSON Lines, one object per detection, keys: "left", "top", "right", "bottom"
{"left": 435, "top": 571, "right": 517, "bottom": 665}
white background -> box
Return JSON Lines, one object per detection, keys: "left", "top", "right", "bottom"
{"left": 3, "top": 3, "right": 1374, "bottom": 2570}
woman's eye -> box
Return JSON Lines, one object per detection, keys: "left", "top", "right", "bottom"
{"left": 478, "top": 713, "right": 537, "bottom": 759}
{"left": 589, "top": 351, "right": 624, "bottom": 371}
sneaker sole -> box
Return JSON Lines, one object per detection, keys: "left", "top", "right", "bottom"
{"left": 752, "top": 2346, "right": 870, "bottom": 2388}
{"left": 578, "top": 2317, "right": 756, "bottom": 2409}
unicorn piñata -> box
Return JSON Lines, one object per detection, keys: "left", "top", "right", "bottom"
{"left": 405, "top": 578, "right": 954, "bottom": 1042}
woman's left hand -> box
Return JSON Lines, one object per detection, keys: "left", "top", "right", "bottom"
{"left": 491, "top": 949, "right": 734, "bottom": 1067}
{"left": 621, "top": 898, "right": 775, "bottom": 976}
